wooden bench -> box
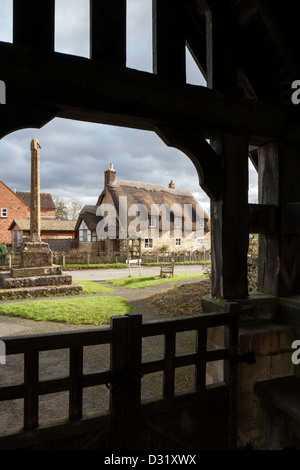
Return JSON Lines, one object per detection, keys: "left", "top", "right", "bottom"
{"left": 254, "top": 376, "right": 300, "bottom": 450}
{"left": 126, "top": 258, "right": 142, "bottom": 276}
{"left": 160, "top": 259, "right": 175, "bottom": 278}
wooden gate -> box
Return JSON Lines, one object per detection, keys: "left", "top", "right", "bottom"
{"left": 0, "top": 303, "right": 239, "bottom": 450}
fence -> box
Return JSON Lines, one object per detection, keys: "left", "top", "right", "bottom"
{"left": 0, "top": 304, "right": 239, "bottom": 450}
{"left": 52, "top": 250, "right": 211, "bottom": 267}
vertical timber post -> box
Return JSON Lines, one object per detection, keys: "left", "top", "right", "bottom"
{"left": 13, "top": 0, "right": 55, "bottom": 51}
{"left": 258, "top": 140, "right": 300, "bottom": 297}
{"left": 90, "top": 0, "right": 126, "bottom": 66}
{"left": 211, "top": 134, "right": 249, "bottom": 299}
{"left": 110, "top": 314, "right": 142, "bottom": 450}
{"left": 153, "top": 0, "right": 186, "bottom": 82}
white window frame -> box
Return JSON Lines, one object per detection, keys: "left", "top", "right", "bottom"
{"left": 175, "top": 238, "right": 182, "bottom": 246}
{"left": 199, "top": 218, "right": 205, "bottom": 229}
{"left": 1, "top": 208, "right": 7, "bottom": 218}
{"left": 149, "top": 215, "right": 157, "bottom": 228}
{"left": 197, "top": 237, "right": 204, "bottom": 247}
{"left": 144, "top": 238, "right": 153, "bottom": 249}
{"left": 79, "top": 220, "right": 92, "bottom": 242}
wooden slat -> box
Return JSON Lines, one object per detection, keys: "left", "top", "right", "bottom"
{"left": 164, "top": 333, "right": 176, "bottom": 398}
{"left": 153, "top": 0, "right": 186, "bottom": 82}
{"left": 3, "top": 327, "right": 113, "bottom": 355}
{"left": 125, "top": 314, "right": 142, "bottom": 449}
{"left": 110, "top": 315, "right": 127, "bottom": 449}
{"left": 90, "top": 0, "right": 126, "bottom": 65}
{"left": 13, "top": 0, "right": 55, "bottom": 51}
{"left": 196, "top": 329, "right": 207, "bottom": 390}
{"left": 24, "top": 351, "right": 39, "bottom": 431}
{"left": 69, "top": 346, "right": 83, "bottom": 421}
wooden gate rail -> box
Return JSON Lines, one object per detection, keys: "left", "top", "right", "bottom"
{"left": 0, "top": 303, "right": 238, "bottom": 450}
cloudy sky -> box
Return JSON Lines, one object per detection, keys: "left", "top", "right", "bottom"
{"left": 0, "top": 0, "right": 258, "bottom": 215}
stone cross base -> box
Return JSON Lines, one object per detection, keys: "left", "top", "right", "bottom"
{"left": 21, "top": 241, "right": 53, "bottom": 269}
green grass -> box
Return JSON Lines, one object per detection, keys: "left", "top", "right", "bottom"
{"left": 108, "top": 273, "right": 206, "bottom": 289}
{"left": 0, "top": 296, "right": 135, "bottom": 326}
{"left": 76, "top": 280, "right": 115, "bottom": 294}
{"left": 63, "top": 263, "right": 128, "bottom": 269}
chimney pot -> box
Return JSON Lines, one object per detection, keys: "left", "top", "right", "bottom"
{"left": 104, "top": 163, "right": 116, "bottom": 187}
{"left": 169, "top": 180, "right": 175, "bottom": 189}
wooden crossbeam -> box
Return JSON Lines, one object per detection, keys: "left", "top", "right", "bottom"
{"left": 0, "top": 43, "right": 298, "bottom": 144}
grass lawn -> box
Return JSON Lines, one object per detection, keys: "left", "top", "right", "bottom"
{"left": 76, "top": 280, "right": 115, "bottom": 294}
{"left": 0, "top": 295, "right": 135, "bottom": 326}
{"left": 108, "top": 273, "right": 206, "bottom": 289}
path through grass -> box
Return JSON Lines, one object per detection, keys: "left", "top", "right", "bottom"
{"left": 108, "top": 273, "right": 206, "bottom": 289}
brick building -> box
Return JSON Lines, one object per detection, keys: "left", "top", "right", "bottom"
{"left": 0, "top": 179, "right": 56, "bottom": 245}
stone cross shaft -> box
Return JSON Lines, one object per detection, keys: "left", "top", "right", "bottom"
{"left": 30, "top": 138, "right": 41, "bottom": 242}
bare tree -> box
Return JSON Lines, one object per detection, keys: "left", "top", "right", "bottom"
{"left": 54, "top": 196, "right": 83, "bottom": 221}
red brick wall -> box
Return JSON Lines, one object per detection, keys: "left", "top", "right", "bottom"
{"left": 0, "top": 181, "right": 28, "bottom": 244}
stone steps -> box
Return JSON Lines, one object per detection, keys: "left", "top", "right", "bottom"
{"left": 0, "top": 282, "right": 84, "bottom": 301}
{"left": 0, "top": 274, "right": 73, "bottom": 290}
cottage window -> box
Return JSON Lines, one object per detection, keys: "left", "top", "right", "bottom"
{"left": 175, "top": 216, "right": 182, "bottom": 229}
{"left": 79, "top": 220, "right": 92, "bottom": 242}
{"left": 149, "top": 215, "right": 157, "bottom": 228}
{"left": 144, "top": 238, "right": 153, "bottom": 249}
{"left": 1, "top": 208, "right": 7, "bottom": 218}
{"left": 199, "top": 218, "right": 205, "bottom": 229}
{"left": 197, "top": 237, "right": 204, "bottom": 247}
{"left": 176, "top": 238, "right": 182, "bottom": 246}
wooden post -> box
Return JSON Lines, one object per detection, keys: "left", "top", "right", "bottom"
{"left": 110, "top": 314, "right": 142, "bottom": 450}
{"left": 90, "top": 0, "right": 126, "bottom": 66}
{"left": 211, "top": 134, "right": 249, "bottom": 299}
{"left": 13, "top": 0, "right": 55, "bottom": 51}
{"left": 152, "top": 0, "right": 186, "bottom": 82}
{"left": 224, "top": 302, "right": 239, "bottom": 450}
{"left": 69, "top": 346, "right": 83, "bottom": 421}
{"left": 24, "top": 351, "right": 39, "bottom": 431}
{"left": 258, "top": 140, "right": 300, "bottom": 297}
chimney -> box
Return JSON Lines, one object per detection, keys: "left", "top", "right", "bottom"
{"left": 104, "top": 163, "right": 116, "bottom": 187}
{"left": 168, "top": 180, "right": 175, "bottom": 189}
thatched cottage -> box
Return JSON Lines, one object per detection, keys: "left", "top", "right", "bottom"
{"left": 75, "top": 165, "right": 210, "bottom": 254}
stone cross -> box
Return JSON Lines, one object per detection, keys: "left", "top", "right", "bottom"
{"left": 30, "top": 138, "right": 41, "bottom": 242}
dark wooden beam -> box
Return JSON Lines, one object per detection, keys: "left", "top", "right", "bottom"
{"left": 155, "top": 125, "right": 221, "bottom": 200}
{"left": 0, "top": 105, "right": 58, "bottom": 139}
{"left": 13, "top": 0, "right": 55, "bottom": 51}
{"left": 248, "top": 204, "right": 278, "bottom": 234}
{"left": 254, "top": 0, "right": 300, "bottom": 79}
{"left": 90, "top": 0, "right": 126, "bottom": 66}
{"left": 211, "top": 134, "right": 249, "bottom": 299}
{"left": 0, "top": 43, "right": 299, "bottom": 144}
{"left": 153, "top": 0, "right": 186, "bottom": 82}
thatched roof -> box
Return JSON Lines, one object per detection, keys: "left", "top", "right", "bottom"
{"left": 75, "top": 205, "right": 101, "bottom": 232}
{"left": 93, "top": 179, "right": 210, "bottom": 233}
{"left": 9, "top": 219, "right": 77, "bottom": 232}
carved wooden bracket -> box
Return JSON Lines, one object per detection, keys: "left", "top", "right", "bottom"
{"left": 155, "top": 124, "right": 222, "bottom": 200}
{"left": 0, "top": 105, "right": 58, "bottom": 139}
